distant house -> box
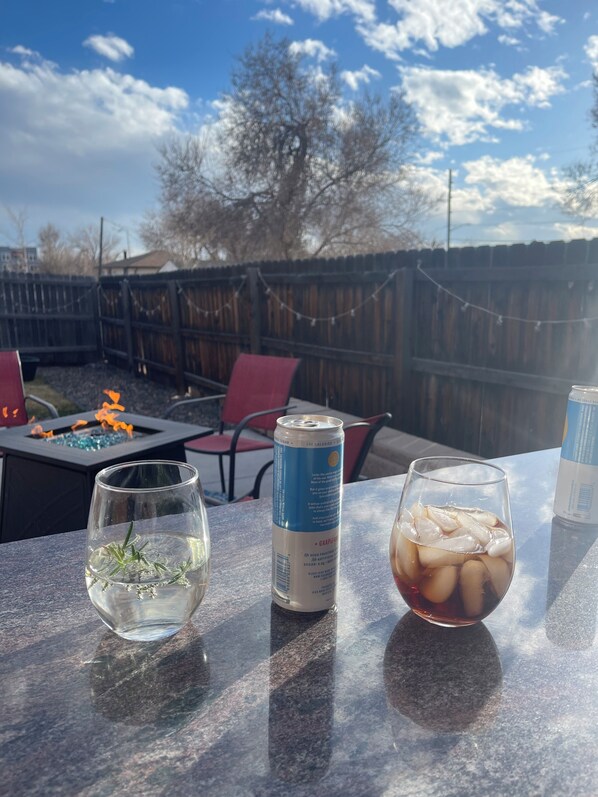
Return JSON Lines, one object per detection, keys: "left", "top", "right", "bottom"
{"left": 101, "top": 250, "right": 179, "bottom": 276}
{"left": 0, "top": 246, "right": 40, "bottom": 272}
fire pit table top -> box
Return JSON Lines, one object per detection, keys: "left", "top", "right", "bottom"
{"left": 0, "top": 411, "right": 213, "bottom": 471}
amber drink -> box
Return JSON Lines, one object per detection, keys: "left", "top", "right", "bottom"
{"left": 389, "top": 458, "right": 514, "bottom": 627}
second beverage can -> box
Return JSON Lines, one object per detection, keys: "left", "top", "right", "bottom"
{"left": 271, "top": 415, "right": 344, "bottom": 612}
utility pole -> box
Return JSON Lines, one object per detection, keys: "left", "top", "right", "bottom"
{"left": 446, "top": 169, "right": 453, "bottom": 257}
{"left": 98, "top": 216, "right": 104, "bottom": 278}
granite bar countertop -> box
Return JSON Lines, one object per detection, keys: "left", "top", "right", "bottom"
{"left": 0, "top": 448, "right": 596, "bottom": 796}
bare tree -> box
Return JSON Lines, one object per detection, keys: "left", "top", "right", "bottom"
{"left": 561, "top": 73, "right": 598, "bottom": 220}
{"left": 38, "top": 223, "right": 72, "bottom": 274}
{"left": 38, "top": 223, "right": 121, "bottom": 276}
{"left": 143, "top": 33, "right": 437, "bottom": 263}
{"left": 1, "top": 206, "right": 31, "bottom": 271}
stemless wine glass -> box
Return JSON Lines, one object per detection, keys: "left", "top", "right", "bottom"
{"left": 85, "top": 460, "right": 210, "bottom": 642}
{"left": 389, "top": 457, "right": 514, "bottom": 627}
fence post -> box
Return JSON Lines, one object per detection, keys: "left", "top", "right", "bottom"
{"left": 121, "top": 279, "right": 135, "bottom": 373}
{"left": 93, "top": 281, "right": 102, "bottom": 361}
{"left": 247, "top": 266, "right": 262, "bottom": 353}
{"left": 392, "top": 267, "right": 414, "bottom": 429}
{"left": 168, "top": 280, "right": 186, "bottom": 395}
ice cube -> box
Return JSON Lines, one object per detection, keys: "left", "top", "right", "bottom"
{"left": 394, "top": 528, "right": 420, "bottom": 582}
{"left": 470, "top": 509, "right": 500, "bottom": 527}
{"left": 418, "top": 545, "right": 465, "bottom": 568}
{"left": 399, "top": 519, "right": 419, "bottom": 542}
{"left": 414, "top": 516, "right": 443, "bottom": 543}
{"left": 481, "top": 555, "right": 511, "bottom": 597}
{"left": 455, "top": 511, "right": 492, "bottom": 546}
{"left": 486, "top": 536, "right": 513, "bottom": 558}
{"left": 426, "top": 505, "right": 460, "bottom": 532}
{"left": 433, "top": 533, "right": 479, "bottom": 554}
{"left": 419, "top": 565, "right": 458, "bottom": 603}
{"left": 459, "top": 560, "right": 486, "bottom": 617}
{"left": 410, "top": 502, "right": 426, "bottom": 519}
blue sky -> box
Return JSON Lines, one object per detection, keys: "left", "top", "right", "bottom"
{"left": 1, "top": 0, "right": 598, "bottom": 256}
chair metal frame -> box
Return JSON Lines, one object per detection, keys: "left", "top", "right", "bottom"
{"left": 164, "top": 353, "right": 301, "bottom": 504}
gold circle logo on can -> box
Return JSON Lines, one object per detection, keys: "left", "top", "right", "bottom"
{"left": 328, "top": 451, "right": 339, "bottom": 467}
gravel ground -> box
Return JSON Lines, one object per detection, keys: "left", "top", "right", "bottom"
{"left": 38, "top": 361, "right": 221, "bottom": 426}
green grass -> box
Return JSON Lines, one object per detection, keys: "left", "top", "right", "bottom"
{"left": 25, "top": 376, "right": 81, "bottom": 420}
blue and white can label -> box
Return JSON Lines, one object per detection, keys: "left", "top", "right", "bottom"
{"left": 271, "top": 415, "right": 343, "bottom": 612}
{"left": 554, "top": 386, "right": 598, "bottom": 525}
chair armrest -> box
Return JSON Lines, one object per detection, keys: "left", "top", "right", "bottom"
{"left": 163, "top": 393, "right": 227, "bottom": 419}
{"left": 25, "top": 394, "right": 59, "bottom": 418}
{"left": 229, "top": 404, "right": 295, "bottom": 449}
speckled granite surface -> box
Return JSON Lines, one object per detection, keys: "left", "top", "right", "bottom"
{"left": 1, "top": 448, "right": 596, "bottom": 796}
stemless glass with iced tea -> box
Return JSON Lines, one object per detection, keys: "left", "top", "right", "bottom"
{"left": 390, "top": 457, "right": 514, "bottom": 627}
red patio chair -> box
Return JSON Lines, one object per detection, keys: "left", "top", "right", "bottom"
{"left": 0, "top": 351, "right": 59, "bottom": 453}
{"left": 343, "top": 412, "right": 392, "bottom": 483}
{"left": 164, "top": 353, "right": 301, "bottom": 504}
{"left": 0, "top": 350, "right": 58, "bottom": 427}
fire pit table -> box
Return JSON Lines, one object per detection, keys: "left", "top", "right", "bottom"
{"left": 0, "top": 411, "right": 212, "bottom": 543}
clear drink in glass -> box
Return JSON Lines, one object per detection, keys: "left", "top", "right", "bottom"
{"left": 86, "top": 460, "right": 210, "bottom": 641}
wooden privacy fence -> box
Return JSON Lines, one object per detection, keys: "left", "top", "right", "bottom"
{"left": 98, "top": 239, "right": 598, "bottom": 459}
{"left": 0, "top": 271, "right": 99, "bottom": 363}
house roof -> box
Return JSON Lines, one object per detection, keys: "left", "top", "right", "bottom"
{"left": 102, "top": 250, "right": 176, "bottom": 271}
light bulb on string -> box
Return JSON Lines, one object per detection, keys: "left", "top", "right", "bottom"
{"left": 496, "top": 315, "right": 503, "bottom": 327}
{"left": 534, "top": 321, "right": 541, "bottom": 333}
{"left": 461, "top": 302, "right": 469, "bottom": 313}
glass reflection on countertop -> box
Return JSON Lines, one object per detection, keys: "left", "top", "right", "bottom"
{"left": 89, "top": 623, "right": 210, "bottom": 727}
{"left": 268, "top": 604, "right": 337, "bottom": 785}
{"left": 384, "top": 612, "right": 503, "bottom": 763}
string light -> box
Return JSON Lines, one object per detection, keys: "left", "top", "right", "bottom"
{"left": 173, "top": 276, "right": 246, "bottom": 319}
{"left": 417, "top": 262, "right": 598, "bottom": 329}
{"left": 3, "top": 284, "right": 97, "bottom": 314}
{"left": 257, "top": 268, "right": 398, "bottom": 326}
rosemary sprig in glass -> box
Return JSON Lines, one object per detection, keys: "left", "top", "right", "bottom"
{"left": 87, "top": 521, "right": 194, "bottom": 598}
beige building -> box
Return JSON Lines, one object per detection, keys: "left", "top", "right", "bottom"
{"left": 101, "top": 250, "right": 179, "bottom": 276}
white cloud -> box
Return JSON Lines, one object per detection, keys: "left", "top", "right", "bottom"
{"left": 289, "top": 39, "right": 336, "bottom": 61}
{"left": 0, "top": 53, "right": 189, "bottom": 241}
{"left": 291, "top": 0, "right": 376, "bottom": 24}
{"left": 414, "top": 150, "right": 445, "bottom": 165}
{"left": 585, "top": 35, "right": 598, "bottom": 73}
{"left": 498, "top": 34, "right": 521, "bottom": 47}
{"left": 400, "top": 64, "right": 567, "bottom": 146}
{"left": 83, "top": 34, "right": 134, "bottom": 63}
{"left": 341, "top": 64, "right": 380, "bottom": 90}
{"left": 462, "top": 154, "right": 567, "bottom": 207}
{"left": 356, "top": 0, "right": 563, "bottom": 60}
{"left": 252, "top": 9, "right": 294, "bottom": 25}
{"left": 554, "top": 221, "right": 598, "bottom": 240}
{"left": 415, "top": 154, "right": 575, "bottom": 245}
{"left": 9, "top": 45, "right": 38, "bottom": 58}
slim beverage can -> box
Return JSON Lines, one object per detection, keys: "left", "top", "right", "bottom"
{"left": 553, "top": 385, "right": 598, "bottom": 525}
{"left": 271, "top": 415, "right": 344, "bottom": 612}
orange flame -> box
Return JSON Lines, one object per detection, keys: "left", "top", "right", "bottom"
{"left": 94, "top": 389, "right": 133, "bottom": 437}
{"left": 1, "top": 406, "right": 19, "bottom": 420}
{"left": 71, "top": 419, "right": 88, "bottom": 431}
{"left": 31, "top": 424, "right": 54, "bottom": 439}
{"left": 31, "top": 389, "right": 134, "bottom": 441}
